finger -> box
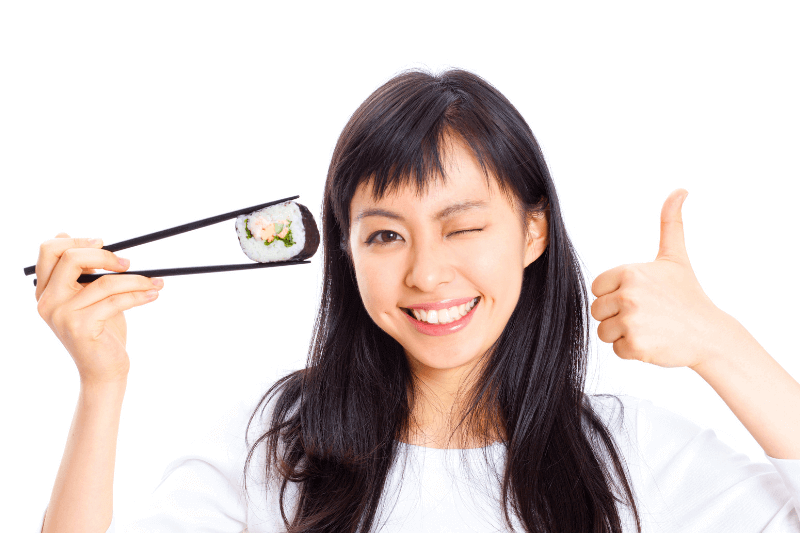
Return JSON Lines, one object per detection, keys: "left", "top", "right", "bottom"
{"left": 70, "top": 275, "right": 164, "bottom": 310}
{"left": 35, "top": 235, "right": 105, "bottom": 300}
{"left": 596, "top": 315, "right": 625, "bottom": 344}
{"left": 656, "top": 188, "right": 689, "bottom": 263}
{"left": 590, "top": 293, "right": 619, "bottom": 322}
{"left": 86, "top": 288, "right": 161, "bottom": 322}
{"left": 78, "top": 268, "right": 98, "bottom": 287}
{"left": 47, "top": 248, "right": 130, "bottom": 300}
{"left": 590, "top": 264, "right": 628, "bottom": 298}
{"left": 612, "top": 337, "right": 635, "bottom": 360}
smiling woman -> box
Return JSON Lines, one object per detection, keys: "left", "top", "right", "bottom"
{"left": 348, "top": 139, "right": 546, "bottom": 372}
{"left": 37, "top": 68, "right": 800, "bottom": 533}
{"left": 245, "top": 69, "right": 642, "bottom": 532}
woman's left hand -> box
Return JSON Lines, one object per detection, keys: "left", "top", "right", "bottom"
{"left": 590, "top": 189, "right": 732, "bottom": 369}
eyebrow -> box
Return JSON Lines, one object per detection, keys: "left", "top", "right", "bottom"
{"left": 354, "top": 200, "right": 489, "bottom": 223}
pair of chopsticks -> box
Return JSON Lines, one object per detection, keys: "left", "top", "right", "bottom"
{"left": 23, "top": 195, "right": 310, "bottom": 286}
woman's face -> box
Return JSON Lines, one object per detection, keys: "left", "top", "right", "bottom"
{"left": 348, "top": 139, "right": 548, "bottom": 375}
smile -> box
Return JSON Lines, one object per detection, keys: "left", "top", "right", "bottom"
{"left": 401, "top": 297, "right": 480, "bottom": 337}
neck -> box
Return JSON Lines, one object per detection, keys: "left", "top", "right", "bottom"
{"left": 403, "top": 353, "right": 504, "bottom": 449}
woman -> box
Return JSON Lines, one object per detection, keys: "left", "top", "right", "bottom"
{"left": 37, "top": 69, "right": 800, "bottom": 532}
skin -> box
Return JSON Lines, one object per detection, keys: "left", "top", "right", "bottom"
{"left": 36, "top": 149, "right": 800, "bottom": 531}
{"left": 348, "top": 138, "right": 548, "bottom": 447}
{"left": 35, "top": 234, "right": 163, "bottom": 533}
{"left": 591, "top": 190, "right": 800, "bottom": 459}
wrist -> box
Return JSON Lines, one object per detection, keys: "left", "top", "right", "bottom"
{"left": 79, "top": 377, "right": 128, "bottom": 401}
{"left": 689, "top": 311, "right": 753, "bottom": 377}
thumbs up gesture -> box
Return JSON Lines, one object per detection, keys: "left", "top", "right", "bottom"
{"left": 590, "top": 189, "right": 729, "bottom": 369}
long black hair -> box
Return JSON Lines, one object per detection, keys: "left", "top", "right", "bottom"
{"left": 245, "top": 68, "right": 641, "bottom": 532}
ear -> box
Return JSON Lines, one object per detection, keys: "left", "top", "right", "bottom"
{"left": 523, "top": 210, "right": 549, "bottom": 268}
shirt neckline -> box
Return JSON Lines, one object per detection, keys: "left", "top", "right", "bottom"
{"left": 396, "top": 440, "right": 505, "bottom": 452}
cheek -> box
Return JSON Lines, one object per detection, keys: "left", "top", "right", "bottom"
{"left": 466, "top": 237, "right": 526, "bottom": 307}
{"left": 352, "top": 254, "right": 399, "bottom": 317}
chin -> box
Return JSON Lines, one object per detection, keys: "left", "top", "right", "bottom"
{"left": 404, "top": 345, "right": 487, "bottom": 372}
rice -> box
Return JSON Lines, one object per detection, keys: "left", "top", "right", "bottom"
{"left": 234, "top": 201, "right": 320, "bottom": 262}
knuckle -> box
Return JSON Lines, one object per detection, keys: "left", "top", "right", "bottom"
{"left": 95, "top": 274, "right": 113, "bottom": 291}
{"left": 39, "top": 238, "right": 58, "bottom": 258}
{"left": 109, "top": 293, "right": 130, "bottom": 308}
{"left": 36, "top": 297, "right": 51, "bottom": 320}
{"left": 104, "top": 250, "right": 122, "bottom": 266}
{"left": 620, "top": 266, "right": 639, "bottom": 284}
{"left": 619, "top": 269, "right": 632, "bottom": 284}
{"left": 50, "top": 306, "right": 66, "bottom": 328}
{"left": 617, "top": 290, "right": 636, "bottom": 309}
{"left": 62, "top": 247, "right": 78, "bottom": 263}
{"left": 596, "top": 322, "right": 607, "bottom": 342}
{"left": 626, "top": 338, "right": 642, "bottom": 354}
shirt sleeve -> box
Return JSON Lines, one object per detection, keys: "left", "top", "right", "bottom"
{"left": 37, "top": 393, "right": 268, "bottom": 533}
{"left": 110, "top": 393, "right": 271, "bottom": 533}
{"left": 37, "top": 439, "right": 249, "bottom": 533}
{"left": 625, "top": 395, "right": 800, "bottom": 532}
{"left": 36, "top": 383, "right": 293, "bottom": 533}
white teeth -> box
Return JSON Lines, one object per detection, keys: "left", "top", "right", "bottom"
{"left": 426, "top": 310, "right": 438, "bottom": 324}
{"left": 410, "top": 298, "right": 479, "bottom": 325}
{"left": 448, "top": 306, "right": 460, "bottom": 321}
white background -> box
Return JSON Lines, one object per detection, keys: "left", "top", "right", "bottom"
{"left": 2, "top": 1, "right": 798, "bottom": 530}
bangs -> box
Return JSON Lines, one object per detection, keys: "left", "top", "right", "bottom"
{"left": 328, "top": 69, "right": 545, "bottom": 236}
{"left": 361, "top": 126, "right": 511, "bottom": 204}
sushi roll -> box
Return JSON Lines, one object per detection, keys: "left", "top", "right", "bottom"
{"left": 235, "top": 201, "right": 320, "bottom": 262}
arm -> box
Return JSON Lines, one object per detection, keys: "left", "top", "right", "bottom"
{"left": 34, "top": 234, "right": 163, "bottom": 533}
{"left": 690, "top": 312, "right": 800, "bottom": 460}
{"left": 43, "top": 381, "right": 126, "bottom": 533}
{"left": 591, "top": 189, "right": 800, "bottom": 460}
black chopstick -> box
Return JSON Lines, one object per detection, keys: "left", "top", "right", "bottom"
{"left": 32, "top": 260, "right": 310, "bottom": 286}
{"left": 23, "top": 195, "right": 300, "bottom": 276}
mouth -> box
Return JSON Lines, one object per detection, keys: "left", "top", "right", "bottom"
{"left": 401, "top": 296, "right": 480, "bottom": 323}
{"left": 400, "top": 296, "right": 481, "bottom": 337}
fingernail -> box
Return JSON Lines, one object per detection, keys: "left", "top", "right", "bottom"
{"left": 151, "top": 277, "right": 164, "bottom": 287}
{"left": 145, "top": 289, "right": 159, "bottom": 299}
{"left": 89, "top": 238, "right": 103, "bottom": 246}
{"left": 118, "top": 257, "right": 130, "bottom": 267}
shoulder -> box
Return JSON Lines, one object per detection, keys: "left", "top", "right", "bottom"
{"left": 583, "top": 392, "right": 734, "bottom": 472}
{"left": 159, "top": 371, "right": 304, "bottom": 486}
{"left": 582, "top": 393, "right": 711, "bottom": 460}
{"left": 582, "top": 393, "right": 645, "bottom": 437}
{"left": 584, "top": 393, "right": 703, "bottom": 435}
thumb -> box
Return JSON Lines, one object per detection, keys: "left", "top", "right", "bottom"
{"left": 656, "top": 188, "right": 690, "bottom": 262}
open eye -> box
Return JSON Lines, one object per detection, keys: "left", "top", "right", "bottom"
{"left": 365, "top": 230, "right": 404, "bottom": 245}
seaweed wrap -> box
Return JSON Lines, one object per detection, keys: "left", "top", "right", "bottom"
{"left": 235, "top": 201, "right": 320, "bottom": 262}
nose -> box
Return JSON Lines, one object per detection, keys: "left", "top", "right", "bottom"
{"left": 404, "top": 239, "right": 455, "bottom": 292}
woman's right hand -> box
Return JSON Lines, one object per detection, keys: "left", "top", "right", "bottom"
{"left": 35, "top": 233, "right": 164, "bottom": 385}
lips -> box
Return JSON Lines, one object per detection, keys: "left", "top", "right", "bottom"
{"left": 405, "top": 296, "right": 476, "bottom": 311}
{"left": 402, "top": 297, "right": 480, "bottom": 337}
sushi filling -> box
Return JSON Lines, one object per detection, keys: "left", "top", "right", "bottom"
{"left": 402, "top": 297, "right": 480, "bottom": 325}
{"left": 245, "top": 217, "right": 295, "bottom": 247}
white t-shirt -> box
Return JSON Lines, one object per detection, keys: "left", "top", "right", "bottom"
{"left": 42, "top": 393, "right": 800, "bottom": 532}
